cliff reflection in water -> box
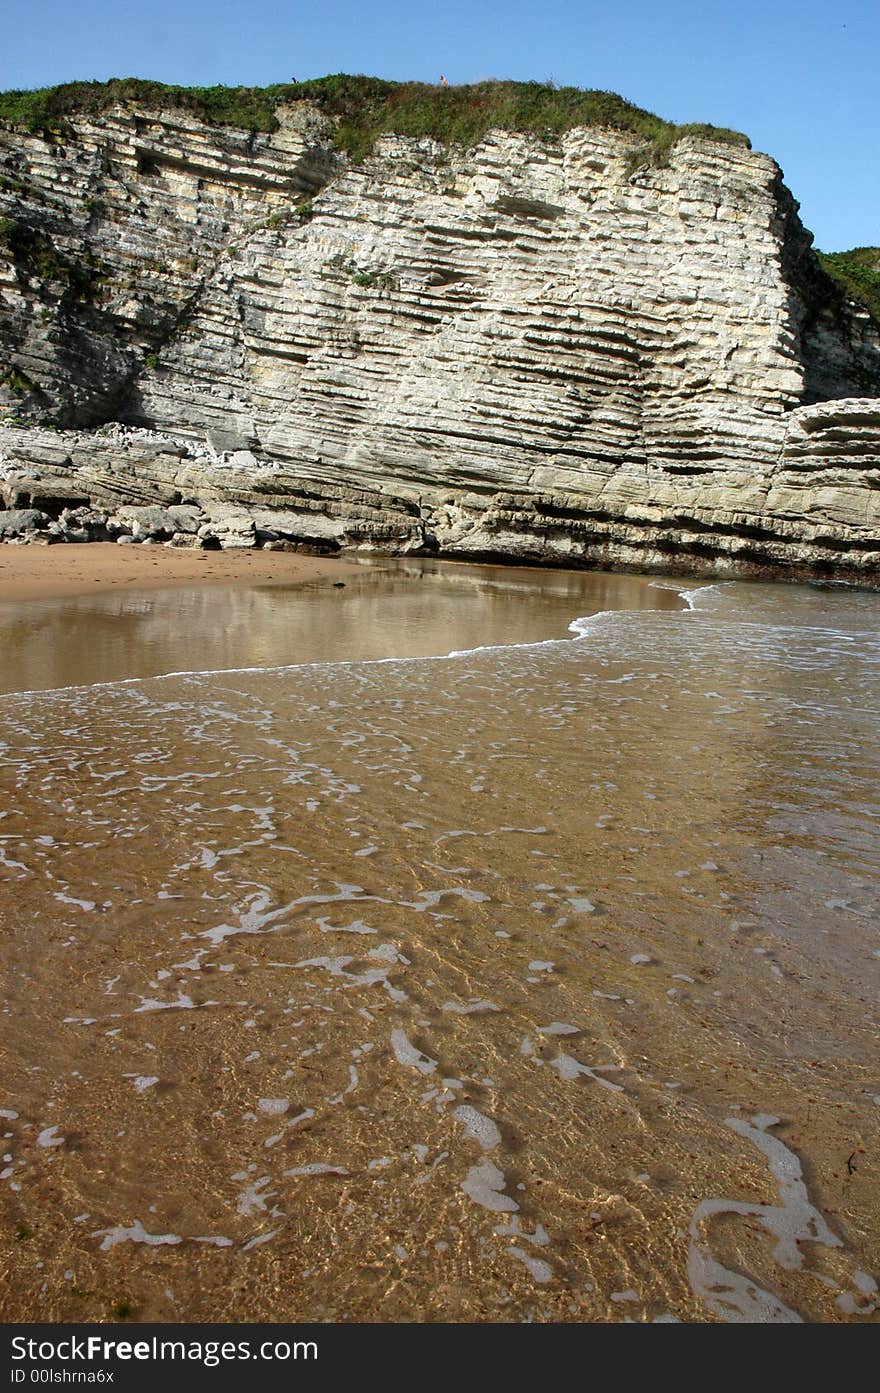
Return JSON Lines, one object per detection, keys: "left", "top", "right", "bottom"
{"left": 0, "top": 557, "right": 683, "bottom": 696}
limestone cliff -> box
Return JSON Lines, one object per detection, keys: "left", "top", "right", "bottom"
{"left": 1, "top": 83, "right": 879, "bottom": 578}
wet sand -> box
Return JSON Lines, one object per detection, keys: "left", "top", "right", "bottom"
{"left": 0, "top": 541, "right": 357, "bottom": 603}
{"left": 0, "top": 570, "right": 878, "bottom": 1324}
{"left": 0, "top": 556, "right": 684, "bottom": 696}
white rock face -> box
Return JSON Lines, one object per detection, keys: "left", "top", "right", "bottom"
{"left": 1, "top": 104, "right": 879, "bottom": 577}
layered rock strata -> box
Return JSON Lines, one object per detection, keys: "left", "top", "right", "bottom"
{"left": 1, "top": 102, "right": 879, "bottom": 577}
{"left": 2, "top": 399, "right": 879, "bottom": 578}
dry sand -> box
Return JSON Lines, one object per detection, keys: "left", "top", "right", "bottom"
{"left": 0, "top": 540, "right": 357, "bottom": 602}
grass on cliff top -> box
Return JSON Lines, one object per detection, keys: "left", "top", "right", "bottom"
{"left": 817, "top": 248, "right": 880, "bottom": 324}
{"left": 0, "top": 74, "right": 750, "bottom": 161}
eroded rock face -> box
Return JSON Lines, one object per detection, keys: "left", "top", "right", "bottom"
{"left": 2, "top": 402, "right": 879, "bottom": 578}
{"left": 1, "top": 105, "right": 879, "bottom": 576}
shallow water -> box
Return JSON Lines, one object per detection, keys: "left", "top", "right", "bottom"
{"left": 0, "top": 558, "right": 682, "bottom": 695}
{"left": 0, "top": 563, "right": 878, "bottom": 1323}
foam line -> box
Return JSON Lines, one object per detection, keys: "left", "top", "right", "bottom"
{"left": 0, "top": 580, "right": 695, "bottom": 700}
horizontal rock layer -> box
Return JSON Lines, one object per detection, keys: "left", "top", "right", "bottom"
{"left": 2, "top": 399, "right": 879, "bottom": 580}
{"left": 1, "top": 104, "right": 879, "bottom": 577}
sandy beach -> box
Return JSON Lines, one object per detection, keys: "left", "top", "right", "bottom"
{"left": 1, "top": 574, "right": 878, "bottom": 1322}
{"left": 0, "top": 551, "right": 685, "bottom": 696}
{"left": 0, "top": 541, "right": 358, "bottom": 602}
{"left": 0, "top": 549, "right": 877, "bottom": 1321}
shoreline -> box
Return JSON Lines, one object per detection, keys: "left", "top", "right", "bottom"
{"left": 0, "top": 549, "right": 688, "bottom": 699}
{"left": 0, "top": 540, "right": 359, "bottom": 603}
{"left": 0, "top": 576, "right": 877, "bottom": 1321}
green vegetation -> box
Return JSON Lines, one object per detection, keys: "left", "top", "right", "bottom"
{"left": 262, "top": 199, "right": 317, "bottom": 233}
{"left": 622, "top": 133, "right": 680, "bottom": 174}
{"left": 0, "top": 79, "right": 288, "bottom": 134}
{"left": 325, "top": 253, "right": 358, "bottom": 276}
{"left": 323, "top": 253, "right": 397, "bottom": 290}
{"left": 0, "top": 172, "right": 35, "bottom": 197}
{"left": 352, "top": 268, "right": 397, "bottom": 290}
{"left": 16, "top": 224, "right": 72, "bottom": 281}
{"left": 817, "top": 247, "right": 880, "bottom": 324}
{"left": 0, "top": 75, "right": 749, "bottom": 165}
{"left": 0, "top": 214, "right": 105, "bottom": 298}
{"left": 3, "top": 368, "right": 33, "bottom": 395}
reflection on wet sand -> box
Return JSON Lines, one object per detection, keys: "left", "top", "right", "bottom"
{"left": 0, "top": 557, "right": 682, "bottom": 696}
{"left": 0, "top": 568, "right": 878, "bottom": 1322}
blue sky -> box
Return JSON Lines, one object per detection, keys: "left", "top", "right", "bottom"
{"left": 2, "top": 0, "right": 877, "bottom": 251}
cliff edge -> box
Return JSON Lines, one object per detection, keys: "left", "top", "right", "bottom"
{"left": 1, "top": 79, "right": 879, "bottom": 579}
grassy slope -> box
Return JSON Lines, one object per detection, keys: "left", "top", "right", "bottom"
{"left": 3, "top": 75, "right": 875, "bottom": 324}
{"left": 817, "top": 248, "right": 880, "bottom": 324}
{"left": 0, "top": 74, "right": 749, "bottom": 162}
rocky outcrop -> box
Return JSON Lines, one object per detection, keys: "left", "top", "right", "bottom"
{"left": 2, "top": 399, "right": 879, "bottom": 578}
{"left": 1, "top": 98, "right": 879, "bottom": 578}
